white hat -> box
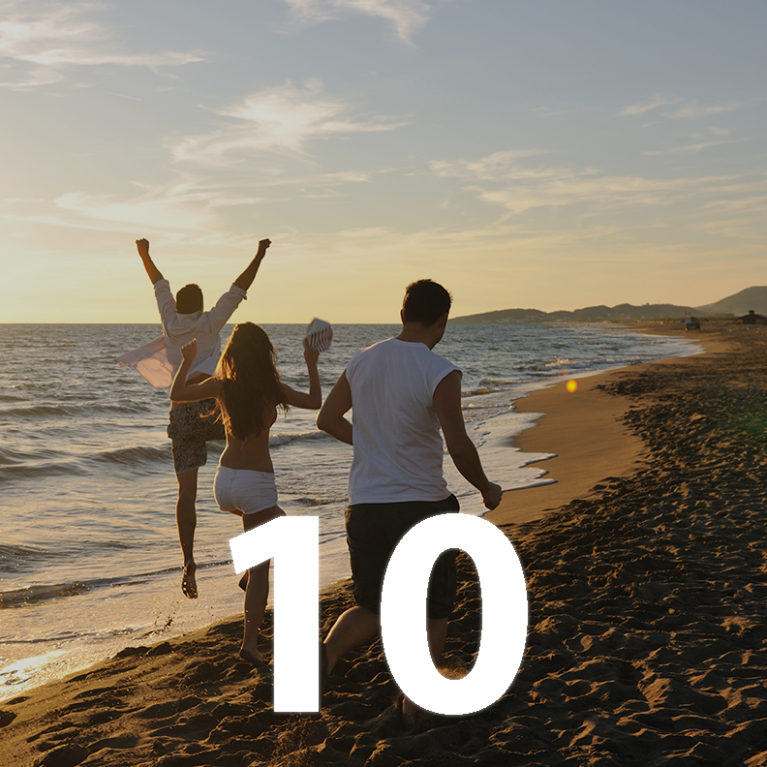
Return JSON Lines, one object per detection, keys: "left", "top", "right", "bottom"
{"left": 304, "top": 318, "right": 333, "bottom": 351}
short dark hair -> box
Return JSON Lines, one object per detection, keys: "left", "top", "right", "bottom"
{"left": 402, "top": 279, "right": 452, "bottom": 327}
{"left": 176, "top": 284, "right": 203, "bottom": 314}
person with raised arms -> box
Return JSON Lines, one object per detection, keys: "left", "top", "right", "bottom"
{"left": 128, "top": 237, "right": 271, "bottom": 600}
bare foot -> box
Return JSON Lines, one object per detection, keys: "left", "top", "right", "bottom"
{"left": 181, "top": 560, "right": 198, "bottom": 599}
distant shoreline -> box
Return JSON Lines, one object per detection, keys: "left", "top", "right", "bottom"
{"left": 450, "top": 310, "right": 736, "bottom": 324}
{"left": 450, "top": 285, "right": 767, "bottom": 323}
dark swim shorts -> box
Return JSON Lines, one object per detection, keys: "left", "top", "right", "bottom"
{"left": 345, "top": 494, "right": 460, "bottom": 620}
{"left": 167, "top": 398, "right": 225, "bottom": 475}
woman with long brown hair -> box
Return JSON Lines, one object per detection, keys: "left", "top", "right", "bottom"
{"left": 170, "top": 322, "right": 322, "bottom": 667}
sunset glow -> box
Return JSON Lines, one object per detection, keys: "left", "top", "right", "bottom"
{"left": 1, "top": 1, "right": 765, "bottom": 323}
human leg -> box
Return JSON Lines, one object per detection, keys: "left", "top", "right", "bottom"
{"left": 395, "top": 615, "right": 450, "bottom": 723}
{"left": 176, "top": 468, "right": 199, "bottom": 599}
{"left": 425, "top": 543, "right": 457, "bottom": 664}
{"left": 400, "top": 524, "right": 456, "bottom": 721}
{"left": 323, "top": 605, "right": 381, "bottom": 673}
{"left": 321, "top": 506, "right": 390, "bottom": 671}
{"left": 168, "top": 399, "right": 223, "bottom": 599}
{"left": 427, "top": 616, "right": 449, "bottom": 665}
{"left": 240, "top": 559, "right": 270, "bottom": 666}
{"left": 324, "top": 500, "right": 459, "bottom": 687}
{"left": 219, "top": 468, "right": 284, "bottom": 661}
{"left": 239, "top": 504, "right": 285, "bottom": 664}
{"left": 323, "top": 602, "right": 447, "bottom": 677}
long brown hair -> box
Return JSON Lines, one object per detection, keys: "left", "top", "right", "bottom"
{"left": 213, "top": 322, "right": 288, "bottom": 439}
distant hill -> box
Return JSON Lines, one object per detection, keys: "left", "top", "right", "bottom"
{"left": 450, "top": 303, "right": 696, "bottom": 324}
{"left": 694, "top": 286, "right": 767, "bottom": 317}
{"left": 450, "top": 287, "right": 767, "bottom": 324}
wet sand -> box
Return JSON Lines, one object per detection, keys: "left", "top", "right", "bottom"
{"left": 5, "top": 321, "right": 767, "bottom": 766}
{"left": 489, "top": 322, "right": 730, "bottom": 527}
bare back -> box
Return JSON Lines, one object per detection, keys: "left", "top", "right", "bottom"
{"left": 169, "top": 342, "right": 321, "bottom": 475}
{"left": 218, "top": 403, "right": 278, "bottom": 473}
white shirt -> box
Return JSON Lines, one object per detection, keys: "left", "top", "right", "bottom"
{"left": 117, "top": 280, "right": 246, "bottom": 388}
{"left": 346, "top": 337, "right": 458, "bottom": 505}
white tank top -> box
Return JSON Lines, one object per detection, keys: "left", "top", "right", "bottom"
{"left": 345, "top": 337, "right": 458, "bottom": 504}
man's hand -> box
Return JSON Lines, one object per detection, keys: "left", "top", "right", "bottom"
{"left": 136, "top": 238, "right": 163, "bottom": 284}
{"left": 256, "top": 238, "right": 271, "bottom": 258}
{"left": 234, "top": 238, "right": 272, "bottom": 292}
{"left": 180, "top": 339, "right": 197, "bottom": 363}
{"left": 435, "top": 371, "right": 501, "bottom": 505}
{"left": 481, "top": 482, "right": 503, "bottom": 511}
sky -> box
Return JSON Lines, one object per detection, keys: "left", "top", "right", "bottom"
{"left": 1, "top": 0, "right": 765, "bottom": 323}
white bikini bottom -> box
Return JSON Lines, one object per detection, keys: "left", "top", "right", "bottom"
{"left": 214, "top": 466, "right": 278, "bottom": 516}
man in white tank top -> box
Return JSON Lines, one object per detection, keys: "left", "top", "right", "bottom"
{"left": 317, "top": 279, "right": 502, "bottom": 721}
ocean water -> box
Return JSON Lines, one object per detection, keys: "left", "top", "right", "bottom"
{"left": 0, "top": 323, "right": 700, "bottom": 700}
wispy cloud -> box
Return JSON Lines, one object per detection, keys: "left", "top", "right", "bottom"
{"left": 284, "top": 0, "right": 434, "bottom": 42}
{"left": 429, "top": 149, "right": 755, "bottom": 215}
{"left": 0, "top": 1, "right": 203, "bottom": 90}
{"left": 662, "top": 100, "right": 744, "bottom": 119}
{"left": 708, "top": 126, "right": 734, "bottom": 136}
{"left": 172, "top": 81, "right": 406, "bottom": 163}
{"left": 704, "top": 195, "right": 767, "bottom": 213}
{"left": 429, "top": 150, "right": 553, "bottom": 182}
{"left": 465, "top": 175, "right": 710, "bottom": 215}
{"left": 700, "top": 217, "right": 763, "bottom": 240}
{"left": 339, "top": 225, "right": 391, "bottom": 238}
{"left": 530, "top": 106, "right": 568, "bottom": 119}
{"left": 0, "top": 181, "right": 265, "bottom": 240}
{"left": 4, "top": 163, "right": 384, "bottom": 239}
{"left": 619, "top": 95, "right": 681, "bottom": 116}
{"left": 53, "top": 185, "right": 227, "bottom": 233}
{"left": 644, "top": 138, "right": 744, "bottom": 156}
{"left": 620, "top": 95, "right": 745, "bottom": 120}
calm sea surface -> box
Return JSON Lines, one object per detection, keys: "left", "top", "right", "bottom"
{"left": 0, "top": 323, "right": 700, "bottom": 699}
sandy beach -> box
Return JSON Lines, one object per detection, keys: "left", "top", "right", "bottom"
{"left": 5, "top": 321, "right": 767, "bottom": 766}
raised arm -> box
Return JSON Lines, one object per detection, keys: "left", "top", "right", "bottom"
{"left": 233, "top": 238, "right": 271, "bottom": 292}
{"left": 169, "top": 340, "right": 221, "bottom": 403}
{"left": 433, "top": 370, "right": 502, "bottom": 510}
{"left": 136, "top": 239, "right": 164, "bottom": 285}
{"left": 316, "top": 370, "right": 353, "bottom": 445}
{"left": 282, "top": 344, "right": 322, "bottom": 410}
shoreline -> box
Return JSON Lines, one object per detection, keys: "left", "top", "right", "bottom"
{"left": 0, "top": 322, "right": 689, "bottom": 708}
{"left": 488, "top": 322, "right": 723, "bottom": 527}
{"left": 8, "top": 321, "right": 767, "bottom": 764}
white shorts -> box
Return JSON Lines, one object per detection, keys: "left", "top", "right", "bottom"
{"left": 214, "top": 466, "right": 279, "bottom": 516}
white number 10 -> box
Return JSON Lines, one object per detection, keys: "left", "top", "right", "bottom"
{"left": 230, "top": 514, "right": 527, "bottom": 714}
